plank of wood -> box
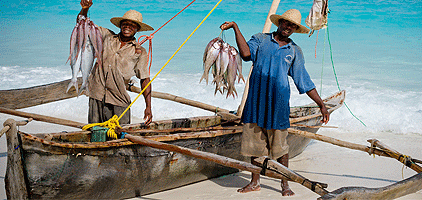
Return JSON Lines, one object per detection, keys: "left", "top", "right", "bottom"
{"left": 139, "top": 127, "right": 242, "bottom": 142}
{"left": 0, "top": 78, "right": 82, "bottom": 109}
{"left": 119, "top": 125, "right": 241, "bottom": 134}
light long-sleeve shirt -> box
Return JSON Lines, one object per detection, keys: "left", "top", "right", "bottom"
{"left": 87, "top": 27, "right": 149, "bottom": 107}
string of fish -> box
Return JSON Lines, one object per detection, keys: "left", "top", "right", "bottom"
{"left": 201, "top": 31, "right": 245, "bottom": 98}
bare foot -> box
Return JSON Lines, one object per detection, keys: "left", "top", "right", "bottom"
{"left": 281, "top": 182, "right": 295, "bottom": 196}
{"left": 237, "top": 182, "right": 261, "bottom": 193}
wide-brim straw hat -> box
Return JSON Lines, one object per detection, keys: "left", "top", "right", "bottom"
{"left": 270, "top": 9, "right": 310, "bottom": 34}
{"left": 110, "top": 10, "right": 154, "bottom": 32}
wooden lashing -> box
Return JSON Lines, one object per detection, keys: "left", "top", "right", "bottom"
{"left": 367, "top": 139, "right": 422, "bottom": 173}
{"left": 254, "top": 157, "right": 329, "bottom": 196}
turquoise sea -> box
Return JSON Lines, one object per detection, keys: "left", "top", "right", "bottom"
{"left": 0, "top": 0, "right": 421, "bottom": 135}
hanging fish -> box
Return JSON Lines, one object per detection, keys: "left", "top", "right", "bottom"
{"left": 305, "top": 0, "right": 329, "bottom": 36}
{"left": 66, "top": 15, "right": 103, "bottom": 96}
{"left": 201, "top": 37, "right": 222, "bottom": 84}
{"left": 201, "top": 37, "right": 244, "bottom": 98}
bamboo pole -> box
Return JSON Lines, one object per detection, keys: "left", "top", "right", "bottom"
{"left": 287, "top": 128, "right": 422, "bottom": 173}
{"left": 0, "top": 106, "right": 85, "bottom": 129}
{"left": 129, "top": 85, "right": 239, "bottom": 120}
{"left": 368, "top": 139, "right": 422, "bottom": 173}
{"left": 125, "top": 134, "right": 329, "bottom": 196}
{"left": 262, "top": 0, "right": 281, "bottom": 33}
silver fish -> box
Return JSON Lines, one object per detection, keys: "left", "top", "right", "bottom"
{"left": 305, "top": 0, "right": 329, "bottom": 36}
{"left": 201, "top": 37, "right": 244, "bottom": 98}
{"left": 66, "top": 16, "right": 103, "bottom": 95}
{"left": 201, "top": 40, "right": 221, "bottom": 84}
{"left": 226, "top": 47, "right": 238, "bottom": 98}
{"left": 213, "top": 42, "right": 229, "bottom": 90}
{"left": 67, "top": 47, "right": 82, "bottom": 94}
{"left": 78, "top": 36, "right": 95, "bottom": 96}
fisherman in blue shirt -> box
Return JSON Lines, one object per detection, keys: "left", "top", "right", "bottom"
{"left": 220, "top": 9, "right": 329, "bottom": 196}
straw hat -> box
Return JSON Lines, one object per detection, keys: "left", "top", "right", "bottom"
{"left": 270, "top": 9, "right": 309, "bottom": 34}
{"left": 110, "top": 10, "right": 154, "bottom": 32}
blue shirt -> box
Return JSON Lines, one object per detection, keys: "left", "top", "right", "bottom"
{"left": 242, "top": 32, "right": 315, "bottom": 130}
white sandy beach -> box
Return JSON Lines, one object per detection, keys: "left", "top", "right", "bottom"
{"left": 1, "top": 125, "right": 421, "bottom": 200}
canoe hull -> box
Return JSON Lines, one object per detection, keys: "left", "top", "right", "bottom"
{"left": 5, "top": 90, "right": 345, "bottom": 199}
{"left": 20, "top": 122, "right": 321, "bottom": 199}
{"left": 23, "top": 133, "right": 242, "bottom": 199}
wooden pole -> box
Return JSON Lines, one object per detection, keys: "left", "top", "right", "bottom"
{"left": 237, "top": 0, "right": 280, "bottom": 117}
{"left": 129, "top": 85, "right": 239, "bottom": 120}
{"left": 0, "top": 118, "right": 32, "bottom": 138}
{"left": 262, "top": 0, "right": 281, "bottom": 33}
{"left": 125, "top": 134, "right": 329, "bottom": 196}
{"left": 287, "top": 128, "right": 422, "bottom": 173}
{"left": 3, "top": 118, "right": 29, "bottom": 199}
{"left": 254, "top": 157, "right": 329, "bottom": 195}
{"left": 0, "top": 106, "right": 85, "bottom": 129}
{"left": 368, "top": 139, "right": 422, "bottom": 173}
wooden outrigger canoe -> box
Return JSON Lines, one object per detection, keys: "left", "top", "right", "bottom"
{"left": 0, "top": 79, "right": 345, "bottom": 199}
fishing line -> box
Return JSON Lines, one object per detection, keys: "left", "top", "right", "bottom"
{"left": 137, "top": 0, "right": 197, "bottom": 74}
{"left": 326, "top": 25, "right": 366, "bottom": 127}
{"left": 319, "top": 29, "right": 326, "bottom": 95}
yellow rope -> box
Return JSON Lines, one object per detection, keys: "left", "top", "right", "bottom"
{"left": 82, "top": 115, "right": 121, "bottom": 139}
{"left": 82, "top": 0, "right": 224, "bottom": 139}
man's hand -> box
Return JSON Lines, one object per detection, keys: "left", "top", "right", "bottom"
{"left": 306, "top": 88, "right": 330, "bottom": 124}
{"left": 80, "top": 0, "right": 93, "bottom": 9}
{"left": 220, "top": 21, "right": 236, "bottom": 31}
{"left": 320, "top": 105, "right": 330, "bottom": 124}
{"left": 144, "top": 107, "right": 152, "bottom": 126}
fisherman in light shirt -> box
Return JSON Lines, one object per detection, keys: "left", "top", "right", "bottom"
{"left": 78, "top": 0, "right": 153, "bottom": 126}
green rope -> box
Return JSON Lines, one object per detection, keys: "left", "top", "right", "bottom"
{"left": 319, "top": 29, "right": 327, "bottom": 95}
{"left": 326, "top": 25, "right": 367, "bottom": 127}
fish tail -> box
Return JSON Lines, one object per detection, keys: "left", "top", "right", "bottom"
{"left": 78, "top": 84, "right": 87, "bottom": 96}
{"left": 66, "top": 79, "right": 79, "bottom": 96}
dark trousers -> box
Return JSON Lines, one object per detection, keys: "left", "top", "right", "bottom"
{"left": 88, "top": 98, "right": 130, "bottom": 125}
